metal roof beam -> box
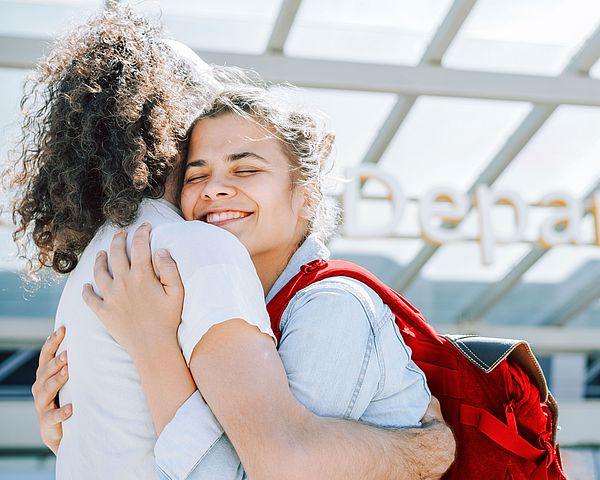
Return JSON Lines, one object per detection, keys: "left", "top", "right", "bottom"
{"left": 544, "top": 285, "right": 600, "bottom": 327}
{"left": 0, "top": 36, "right": 52, "bottom": 69}
{"left": 565, "top": 22, "right": 600, "bottom": 74}
{"left": 391, "top": 25, "right": 600, "bottom": 293}
{"left": 456, "top": 246, "right": 548, "bottom": 323}
{"left": 0, "top": 349, "right": 37, "bottom": 382}
{"left": 209, "top": 54, "right": 600, "bottom": 104}
{"left": 6, "top": 36, "right": 600, "bottom": 105}
{"left": 361, "top": 0, "right": 478, "bottom": 165}
{"left": 3, "top": 316, "right": 599, "bottom": 353}
{"left": 542, "top": 276, "right": 600, "bottom": 327}
{"left": 391, "top": 107, "right": 555, "bottom": 293}
{"left": 360, "top": 96, "right": 416, "bottom": 165}
{"left": 266, "top": 0, "right": 302, "bottom": 53}
{"left": 587, "top": 359, "right": 600, "bottom": 384}
{"left": 420, "top": 0, "right": 478, "bottom": 65}
{"left": 440, "top": 324, "right": 600, "bottom": 354}
{"left": 0, "top": 317, "right": 53, "bottom": 348}
{"left": 455, "top": 180, "right": 600, "bottom": 323}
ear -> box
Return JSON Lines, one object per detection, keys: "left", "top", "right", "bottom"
{"left": 297, "top": 182, "right": 317, "bottom": 221}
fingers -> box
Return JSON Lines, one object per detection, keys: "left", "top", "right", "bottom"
{"left": 155, "top": 249, "right": 184, "bottom": 297}
{"left": 38, "top": 327, "right": 65, "bottom": 367}
{"left": 109, "top": 229, "right": 130, "bottom": 277}
{"left": 130, "top": 223, "right": 153, "bottom": 274}
{"left": 33, "top": 361, "right": 68, "bottom": 411}
{"left": 93, "top": 251, "right": 112, "bottom": 292}
{"left": 41, "top": 365, "right": 69, "bottom": 404}
{"left": 82, "top": 283, "right": 104, "bottom": 315}
{"left": 38, "top": 350, "right": 68, "bottom": 383}
{"left": 42, "top": 403, "right": 73, "bottom": 426}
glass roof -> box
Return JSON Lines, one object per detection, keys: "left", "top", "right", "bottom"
{"left": 287, "top": 0, "right": 453, "bottom": 64}
{"left": 289, "top": 87, "right": 397, "bottom": 179}
{"left": 495, "top": 105, "right": 600, "bottom": 200}
{"left": 128, "top": 0, "right": 283, "bottom": 53}
{"left": 0, "top": 0, "right": 599, "bottom": 332}
{"left": 0, "top": 0, "right": 103, "bottom": 38}
{"left": 443, "top": 0, "right": 600, "bottom": 75}
{"left": 484, "top": 248, "right": 600, "bottom": 326}
{"left": 376, "top": 96, "right": 531, "bottom": 197}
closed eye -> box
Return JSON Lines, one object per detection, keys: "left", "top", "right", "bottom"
{"left": 185, "top": 175, "right": 208, "bottom": 183}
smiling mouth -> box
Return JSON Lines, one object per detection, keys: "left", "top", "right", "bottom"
{"left": 203, "top": 211, "right": 252, "bottom": 226}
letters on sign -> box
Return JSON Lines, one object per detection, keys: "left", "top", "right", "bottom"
{"left": 343, "top": 167, "right": 599, "bottom": 264}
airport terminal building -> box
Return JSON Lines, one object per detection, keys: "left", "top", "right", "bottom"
{"left": 1, "top": 0, "right": 599, "bottom": 478}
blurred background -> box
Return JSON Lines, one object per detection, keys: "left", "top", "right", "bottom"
{"left": 1, "top": 0, "right": 599, "bottom": 478}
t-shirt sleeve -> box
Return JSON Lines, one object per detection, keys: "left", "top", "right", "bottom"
{"left": 151, "top": 221, "right": 274, "bottom": 365}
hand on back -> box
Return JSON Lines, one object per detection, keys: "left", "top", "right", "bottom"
{"left": 31, "top": 327, "right": 71, "bottom": 454}
{"left": 82, "top": 223, "right": 185, "bottom": 357}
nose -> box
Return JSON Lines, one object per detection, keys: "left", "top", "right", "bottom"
{"left": 201, "top": 175, "right": 236, "bottom": 200}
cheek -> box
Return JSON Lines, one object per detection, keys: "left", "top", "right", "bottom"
{"left": 180, "top": 185, "right": 199, "bottom": 220}
{"left": 270, "top": 189, "right": 305, "bottom": 225}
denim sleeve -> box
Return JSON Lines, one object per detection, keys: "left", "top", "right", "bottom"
{"left": 277, "top": 279, "right": 383, "bottom": 420}
{"left": 152, "top": 280, "right": 381, "bottom": 479}
{"left": 154, "top": 279, "right": 427, "bottom": 479}
{"left": 154, "top": 391, "right": 245, "bottom": 480}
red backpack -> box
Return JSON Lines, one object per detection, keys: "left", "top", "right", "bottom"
{"left": 267, "top": 259, "right": 566, "bottom": 480}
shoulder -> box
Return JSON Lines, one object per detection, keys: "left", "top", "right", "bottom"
{"left": 294, "top": 276, "right": 384, "bottom": 314}
{"left": 281, "top": 276, "right": 385, "bottom": 334}
{"left": 150, "top": 221, "right": 253, "bottom": 278}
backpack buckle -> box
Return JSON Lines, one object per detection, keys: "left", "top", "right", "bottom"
{"left": 301, "top": 259, "right": 327, "bottom": 274}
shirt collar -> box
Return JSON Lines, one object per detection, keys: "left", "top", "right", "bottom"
{"left": 265, "top": 234, "right": 330, "bottom": 303}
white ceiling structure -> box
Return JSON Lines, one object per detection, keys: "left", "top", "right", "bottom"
{"left": 2, "top": 0, "right": 599, "bottom": 336}
{"left": 0, "top": 0, "right": 599, "bottom": 461}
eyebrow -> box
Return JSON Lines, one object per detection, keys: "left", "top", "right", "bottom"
{"left": 185, "top": 151, "right": 269, "bottom": 170}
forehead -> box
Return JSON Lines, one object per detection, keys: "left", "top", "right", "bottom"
{"left": 189, "top": 113, "right": 278, "bottom": 155}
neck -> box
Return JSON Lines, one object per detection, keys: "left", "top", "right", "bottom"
{"left": 252, "top": 243, "right": 299, "bottom": 298}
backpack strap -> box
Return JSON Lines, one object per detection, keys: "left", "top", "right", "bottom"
{"left": 267, "top": 259, "right": 442, "bottom": 344}
{"left": 460, "top": 403, "right": 546, "bottom": 461}
{"left": 447, "top": 335, "right": 560, "bottom": 446}
{"left": 461, "top": 403, "right": 563, "bottom": 480}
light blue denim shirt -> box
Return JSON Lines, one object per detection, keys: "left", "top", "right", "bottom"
{"left": 154, "top": 235, "right": 431, "bottom": 479}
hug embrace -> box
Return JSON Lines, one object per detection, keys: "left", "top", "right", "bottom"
{"left": 9, "top": 6, "right": 563, "bottom": 480}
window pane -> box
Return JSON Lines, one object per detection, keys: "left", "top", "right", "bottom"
{"left": 0, "top": 0, "right": 103, "bottom": 38}
{"left": 377, "top": 96, "right": 531, "bottom": 197}
{"left": 444, "top": 0, "right": 600, "bottom": 75}
{"left": 287, "top": 0, "right": 453, "bottom": 65}
{"left": 126, "top": 0, "right": 283, "bottom": 53}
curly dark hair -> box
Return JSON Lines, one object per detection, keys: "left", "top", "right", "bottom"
{"left": 8, "top": 5, "right": 207, "bottom": 275}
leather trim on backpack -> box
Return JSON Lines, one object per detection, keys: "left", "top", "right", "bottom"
{"left": 507, "top": 342, "right": 549, "bottom": 403}
{"left": 444, "top": 335, "right": 549, "bottom": 403}
{"left": 547, "top": 392, "right": 561, "bottom": 445}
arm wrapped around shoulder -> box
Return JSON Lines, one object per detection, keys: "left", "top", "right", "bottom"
{"left": 150, "top": 221, "right": 274, "bottom": 364}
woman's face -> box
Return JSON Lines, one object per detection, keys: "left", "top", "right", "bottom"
{"left": 180, "top": 113, "right": 310, "bottom": 267}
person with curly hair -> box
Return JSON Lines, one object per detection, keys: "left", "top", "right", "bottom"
{"left": 19, "top": 6, "right": 454, "bottom": 480}
{"left": 10, "top": 6, "right": 236, "bottom": 479}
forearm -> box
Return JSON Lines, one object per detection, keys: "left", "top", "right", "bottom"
{"left": 289, "top": 414, "right": 455, "bottom": 480}
{"left": 189, "top": 320, "right": 455, "bottom": 480}
{"left": 131, "top": 339, "right": 196, "bottom": 435}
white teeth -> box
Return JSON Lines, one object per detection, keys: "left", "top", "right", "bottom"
{"left": 206, "top": 211, "right": 249, "bottom": 223}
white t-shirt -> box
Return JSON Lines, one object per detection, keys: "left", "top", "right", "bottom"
{"left": 54, "top": 199, "right": 272, "bottom": 480}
